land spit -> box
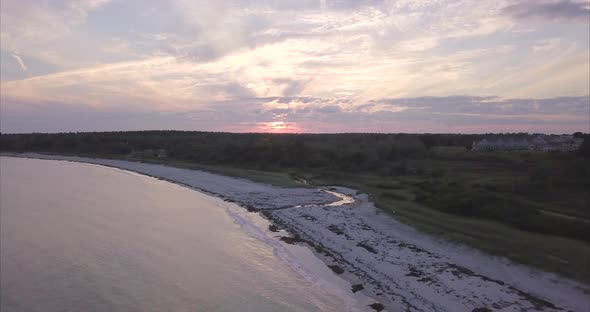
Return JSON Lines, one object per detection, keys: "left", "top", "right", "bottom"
{"left": 13, "top": 154, "right": 590, "bottom": 312}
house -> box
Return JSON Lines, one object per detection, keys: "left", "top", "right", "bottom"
{"left": 472, "top": 138, "right": 530, "bottom": 151}
{"left": 507, "top": 138, "right": 530, "bottom": 150}
{"left": 528, "top": 136, "right": 548, "bottom": 151}
{"left": 472, "top": 135, "right": 582, "bottom": 152}
{"left": 552, "top": 137, "right": 583, "bottom": 152}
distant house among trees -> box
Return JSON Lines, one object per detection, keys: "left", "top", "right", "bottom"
{"left": 472, "top": 135, "right": 583, "bottom": 152}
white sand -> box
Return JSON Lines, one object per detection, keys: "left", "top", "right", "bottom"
{"left": 16, "top": 154, "right": 590, "bottom": 312}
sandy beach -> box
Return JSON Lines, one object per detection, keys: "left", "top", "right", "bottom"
{"left": 14, "top": 153, "right": 590, "bottom": 312}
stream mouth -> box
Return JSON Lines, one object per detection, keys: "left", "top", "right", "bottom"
{"left": 293, "top": 178, "right": 354, "bottom": 207}
{"left": 321, "top": 189, "right": 355, "bottom": 206}
{"left": 284, "top": 189, "right": 354, "bottom": 210}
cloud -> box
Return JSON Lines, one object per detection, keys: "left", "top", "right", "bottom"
{"left": 502, "top": 0, "right": 590, "bottom": 23}
{"left": 367, "top": 95, "right": 590, "bottom": 117}
{"left": 10, "top": 53, "right": 27, "bottom": 72}
{"left": 0, "top": 0, "right": 588, "bottom": 133}
{"left": 0, "top": 99, "right": 226, "bottom": 133}
{"left": 2, "top": 94, "right": 588, "bottom": 133}
{"left": 250, "top": 95, "right": 589, "bottom": 133}
{"left": 532, "top": 38, "right": 562, "bottom": 52}
{"left": 0, "top": 0, "right": 111, "bottom": 44}
{"left": 271, "top": 78, "right": 313, "bottom": 97}
{"left": 314, "top": 105, "right": 342, "bottom": 114}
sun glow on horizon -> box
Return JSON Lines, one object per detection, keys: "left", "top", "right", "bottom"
{"left": 256, "top": 121, "right": 301, "bottom": 133}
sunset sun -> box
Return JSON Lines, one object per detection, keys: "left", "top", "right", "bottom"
{"left": 257, "top": 121, "right": 301, "bottom": 133}
{"left": 269, "top": 121, "right": 287, "bottom": 131}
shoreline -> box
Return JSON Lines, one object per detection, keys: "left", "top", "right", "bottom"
{"left": 4, "top": 154, "right": 589, "bottom": 312}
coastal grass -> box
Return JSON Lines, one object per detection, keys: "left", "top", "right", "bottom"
{"left": 296, "top": 166, "right": 590, "bottom": 283}
{"left": 379, "top": 198, "right": 590, "bottom": 282}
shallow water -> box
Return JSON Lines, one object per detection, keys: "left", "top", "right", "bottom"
{"left": 0, "top": 157, "right": 360, "bottom": 312}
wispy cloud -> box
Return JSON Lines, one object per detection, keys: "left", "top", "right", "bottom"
{"left": 10, "top": 53, "right": 27, "bottom": 72}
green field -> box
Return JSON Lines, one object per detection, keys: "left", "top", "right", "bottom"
{"left": 1, "top": 131, "right": 589, "bottom": 282}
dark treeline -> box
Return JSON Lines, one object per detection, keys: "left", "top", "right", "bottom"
{"left": 1, "top": 131, "right": 589, "bottom": 242}
{"left": 1, "top": 131, "right": 575, "bottom": 168}
{"left": 0, "top": 131, "right": 477, "bottom": 169}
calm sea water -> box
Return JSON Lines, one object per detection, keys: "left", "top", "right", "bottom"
{"left": 0, "top": 157, "right": 358, "bottom": 312}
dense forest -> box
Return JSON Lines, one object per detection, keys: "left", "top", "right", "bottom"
{"left": 0, "top": 131, "right": 479, "bottom": 168}
{"left": 1, "top": 131, "right": 590, "bottom": 279}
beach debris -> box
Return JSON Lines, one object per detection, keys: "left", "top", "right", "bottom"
{"left": 268, "top": 224, "right": 279, "bottom": 232}
{"left": 356, "top": 242, "right": 377, "bottom": 254}
{"left": 327, "top": 224, "right": 345, "bottom": 235}
{"left": 368, "top": 303, "right": 385, "bottom": 311}
{"left": 328, "top": 265, "right": 345, "bottom": 274}
{"left": 351, "top": 284, "right": 364, "bottom": 293}
{"left": 279, "top": 235, "right": 306, "bottom": 244}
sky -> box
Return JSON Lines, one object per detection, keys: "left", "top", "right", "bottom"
{"left": 0, "top": 0, "right": 589, "bottom": 134}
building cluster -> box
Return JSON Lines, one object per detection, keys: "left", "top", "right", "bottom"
{"left": 472, "top": 135, "right": 583, "bottom": 152}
